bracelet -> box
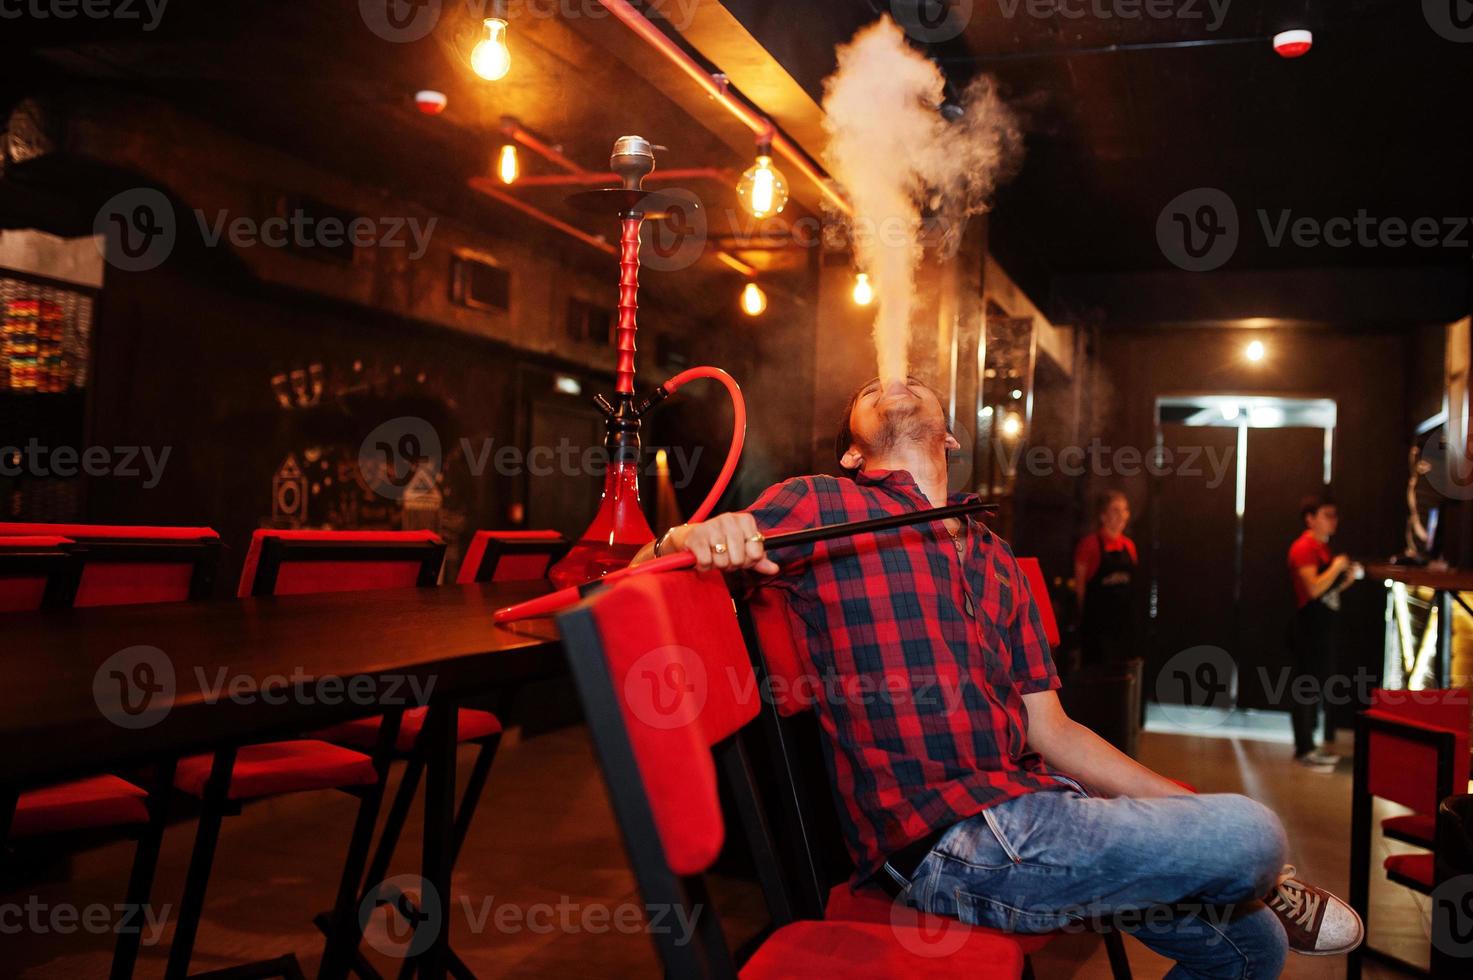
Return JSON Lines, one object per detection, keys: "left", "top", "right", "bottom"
{"left": 654, "top": 526, "right": 680, "bottom": 558}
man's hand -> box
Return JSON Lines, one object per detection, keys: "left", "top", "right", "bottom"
{"left": 667, "top": 513, "right": 779, "bottom": 575}
{"left": 1329, "top": 554, "right": 1351, "bottom": 576}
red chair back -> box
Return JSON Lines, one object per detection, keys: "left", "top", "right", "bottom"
{"left": 0, "top": 536, "right": 79, "bottom": 612}
{"left": 560, "top": 568, "right": 757, "bottom": 876}
{"left": 1015, "top": 557, "right": 1061, "bottom": 647}
{"left": 1366, "top": 688, "right": 1471, "bottom": 812}
{"left": 748, "top": 588, "right": 818, "bottom": 717}
{"left": 456, "top": 530, "right": 565, "bottom": 584}
{"left": 238, "top": 530, "right": 445, "bottom": 598}
{"left": 0, "top": 523, "right": 218, "bottom": 606}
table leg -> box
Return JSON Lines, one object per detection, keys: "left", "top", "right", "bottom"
{"left": 1438, "top": 590, "right": 1452, "bottom": 689}
{"left": 418, "top": 702, "right": 456, "bottom": 980}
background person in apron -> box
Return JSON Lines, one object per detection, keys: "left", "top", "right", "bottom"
{"left": 1074, "top": 490, "right": 1139, "bottom": 666}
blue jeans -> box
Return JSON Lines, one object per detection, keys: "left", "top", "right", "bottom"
{"left": 902, "top": 786, "right": 1290, "bottom": 979}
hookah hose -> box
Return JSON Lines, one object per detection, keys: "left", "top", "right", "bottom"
{"left": 493, "top": 499, "right": 997, "bottom": 623}
{"left": 643, "top": 365, "right": 746, "bottom": 524}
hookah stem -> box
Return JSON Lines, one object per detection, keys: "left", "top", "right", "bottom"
{"left": 494, "top": 500, "right": 997, "bottom": 622}
{"left": 615, "top": 214, "right": 641, "bottom": 396}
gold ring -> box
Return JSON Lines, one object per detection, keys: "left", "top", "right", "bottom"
{"left": 747, "top": 533, "right": 765, "bottom": 543}
{"left": 713, "top": 542, "right": 728, "bottom": 555}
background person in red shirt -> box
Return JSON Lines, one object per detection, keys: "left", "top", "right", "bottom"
{"left": 636, "top": 376, "right": 1363, "bottom": 971}
{"left": 1074, "top": 490, "right": 1139, "bottom": 666}
{"left": 1286, "top": 494, "right": 1363, "bottom": 772}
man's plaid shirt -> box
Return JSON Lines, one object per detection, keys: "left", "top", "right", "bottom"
{"left": 745, "top": 469, "right": 1067, "bottom": 881}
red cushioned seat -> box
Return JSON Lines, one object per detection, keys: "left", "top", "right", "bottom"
{"left": 740, "top": 919, "right": 1024, "bottom": 978}
{"left": 1382, "top": 812, "right": 1437, "bottom": 847}
{"left": 1383, "top": 852, "right": 1435, "bottom": 891}
{"left": 10, "top": 775, "right": 150, "bottom": 838}
{"left": 0, "top": 523, "right": 219, "bottom": 606}
{"left": 457, "top": 530, "right": 565, "bottom": 584}
{"left": 174, "top": 740, "right": 377, "bottom": 801}
{"left": 825, "top": 883, "right": 1053, "bottom": 955}
{"left": 313, "top": 706, "right": 502, "bottom": 752}
{"left": 237, "top": 529, "right": 443, "bottom": 598}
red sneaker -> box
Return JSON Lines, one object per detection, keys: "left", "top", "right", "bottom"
{"left": 1266, "top": 866, "right": 1364, "bottom": 955}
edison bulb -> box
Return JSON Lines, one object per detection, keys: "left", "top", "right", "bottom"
{"left": 1245, "top": 339, "right": 1266, "bottom": 362}
{"left": 741, "top": 282, "right": 768, "bottom": 317}
{"left": 497, "top": 144, "right": 518, "bottom": 184}
{"left": 1001, "top": 413, "right": 1023, "bottom": 438}
{"left": 471, "top": 18, "right": 511, "bottom": 81}
{"left": 852, "top": 272, "right": 874, "bottom": 306}
{"left": 737, "top": 155, "right": 789, "bottom": 218}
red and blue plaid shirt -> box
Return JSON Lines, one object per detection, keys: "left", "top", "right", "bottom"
{"left": 745, "top": 469, "right": 1067, "bottom": 881}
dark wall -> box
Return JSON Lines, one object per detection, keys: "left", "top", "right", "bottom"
{"left": 1094, "top": 327, "right": 1410, "bottom": 724}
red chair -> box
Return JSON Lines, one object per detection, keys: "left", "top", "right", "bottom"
{"left": 558, "top": 567, "right": 1027, "bottom": 978}
{"left": 0, "top": 529, "right": 206, "bottom": 979}
{"left": 1348, "top": 688, "right": 1471, "bottom": 979}
{"left": 0, "top": 535, "right": 80, "bottom": 610}
{"left": 235, "top": 529, "right": 501, "bottom": 977}
{"left": 456, "top": 529, "right": 566, "bottom": 583}
{"left": 0, "top": 523, "right": 218, "bottom": 605}
{"left": 738, "top": 572, "right": 1135, "bottom": 980}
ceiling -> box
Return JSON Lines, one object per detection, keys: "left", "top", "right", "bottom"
{"left": 723, "top": 0, "right": 1473, "bottom": 320}
{"left": 3, "top": 1, "right": 1471, "bottom": 326}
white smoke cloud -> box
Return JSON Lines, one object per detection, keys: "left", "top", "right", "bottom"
{"left": 822, "top": 16, "right": 1022, "bottom": 386}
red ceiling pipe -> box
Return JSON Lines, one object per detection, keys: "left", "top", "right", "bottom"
{"left": 467, "top": 178, "right": 616, "bottom": 254}
{"left": 499, "top": 118, "right": 584, "bottom": 174}
{"left": 509, "top": 167, "right": 732, "bottom": 187}
{"left": 595, "top": 0, "right": 852, "bottom": 217}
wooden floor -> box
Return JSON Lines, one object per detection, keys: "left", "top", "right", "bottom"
{"left": 2, "top": 725, "right": 1429, "bottom": 978}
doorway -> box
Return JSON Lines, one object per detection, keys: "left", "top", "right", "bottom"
{"left": 1149, "top": 396, "right": 1338, "bottom": 722}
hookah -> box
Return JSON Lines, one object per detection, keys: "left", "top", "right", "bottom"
{"left": 545, "top": 135, "right": 747, "bottom": 589}
{"left": 496, "top": 136, "right": 997, "bottom": 622}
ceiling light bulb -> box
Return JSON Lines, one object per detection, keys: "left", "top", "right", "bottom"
{"left": 1001, "top": 413, "right": 1023, "bottom": 438}
{"left": 741, "top": 282, "right": 768, "bottom": 317}
{"left": 1245, "top": 339, "right": 1266, "bottom": 362}
{"left": 471, "top": 18, "right": 511, "bottom": 81}
{"left": 852, "top": 272, "right": 874, "bottom": 306}
{"left": 738, "top": 153, "right": 788, "bottom": 218}
{"left": 497, "top": 144, "right": 518, "bottom": 184}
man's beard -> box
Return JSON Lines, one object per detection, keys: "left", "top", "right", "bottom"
{"left": 861, "top": 399, "right": 946, "bottom": 459}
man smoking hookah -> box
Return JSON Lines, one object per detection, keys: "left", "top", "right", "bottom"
{"left": 633, "top": 374, "right": 1363, "bottom": 977}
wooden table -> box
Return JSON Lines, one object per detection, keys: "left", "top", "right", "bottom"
{"left": 1, "top": 581, "right": 563, "bottom": 979}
